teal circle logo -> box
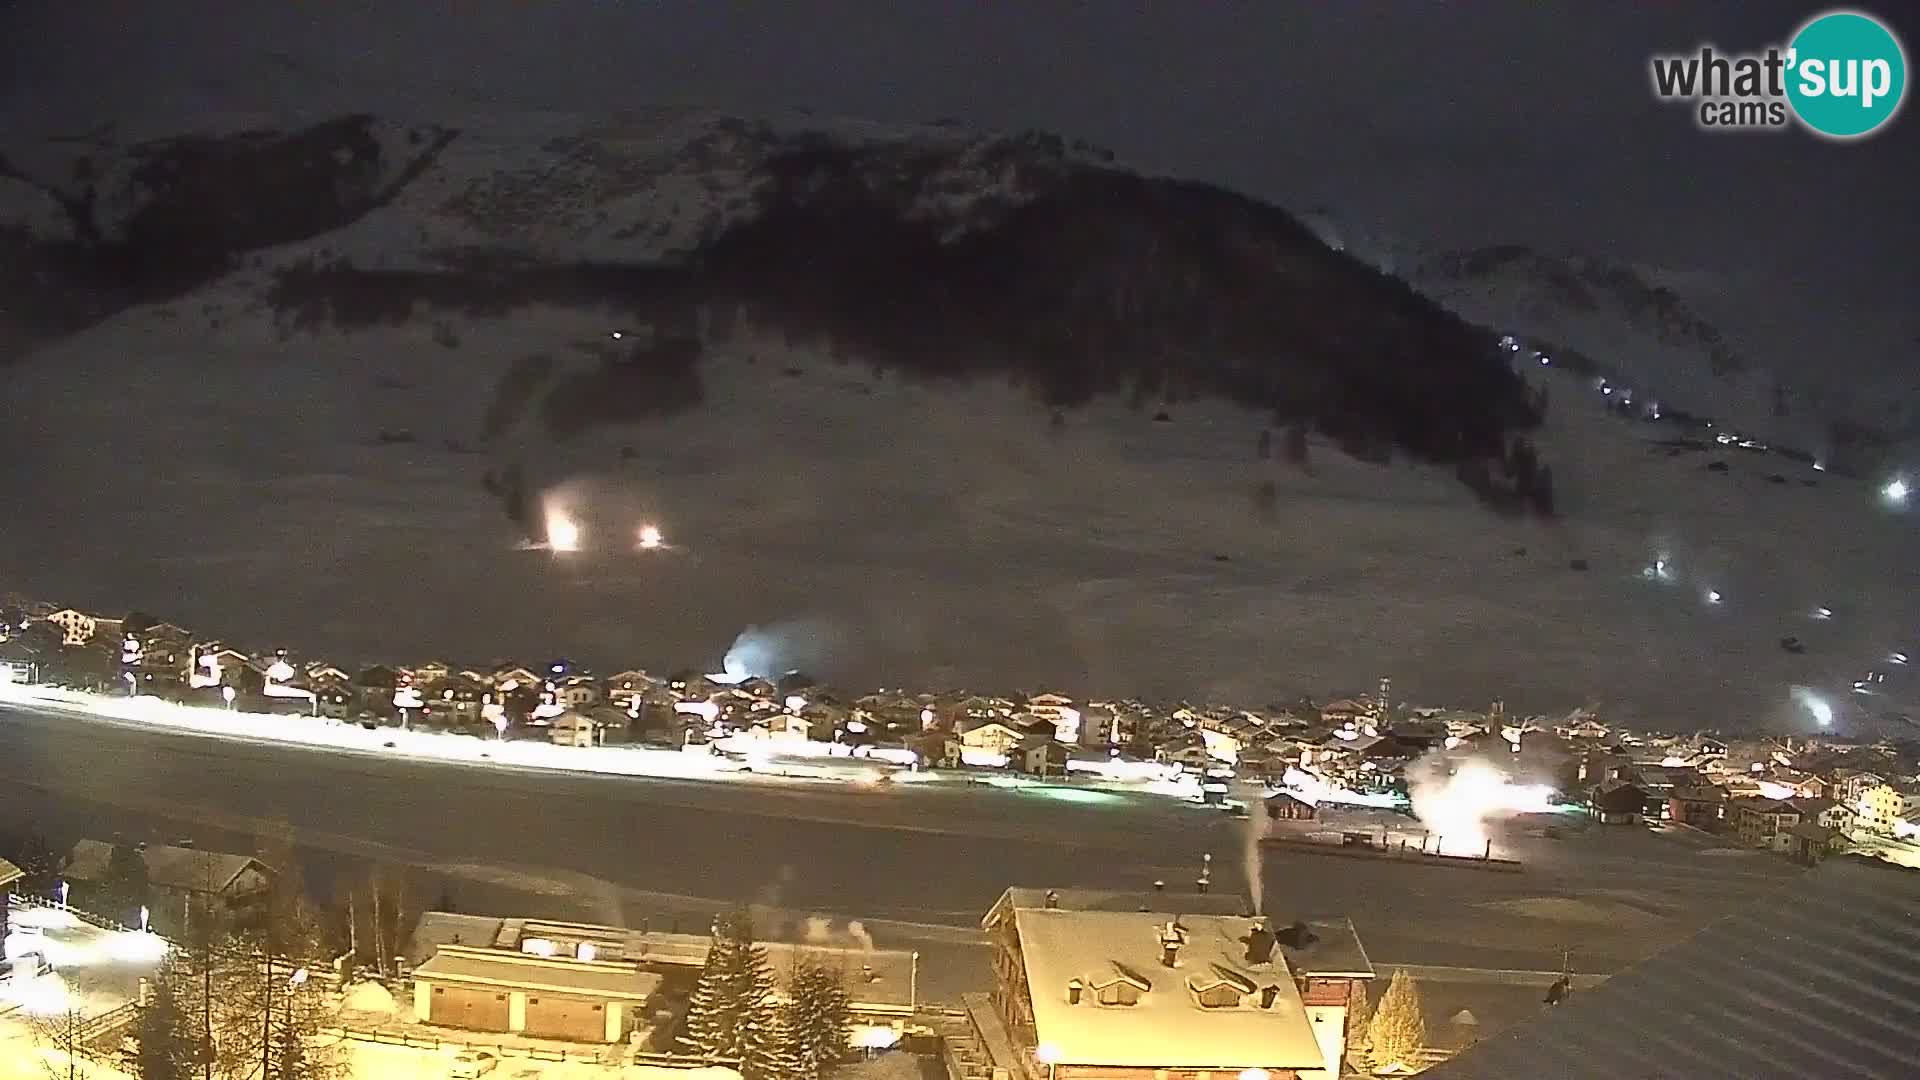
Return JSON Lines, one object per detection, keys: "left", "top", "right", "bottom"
{"left": 1786, "top": 10, "right": 1907, "bottom": 138}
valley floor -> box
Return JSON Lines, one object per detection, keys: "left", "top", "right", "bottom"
{"left": 2, "top": 304, "right": 1916, "bottom": 731}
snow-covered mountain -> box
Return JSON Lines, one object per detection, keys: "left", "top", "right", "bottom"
{"left": 1301, "top": 210, "right": 1919, "bottom": 474}
{"left": 2, "top": 111, "right": 1915, "bottom": 731}
{"left": 2, "top": 110, "right": 1535, "bottom": 484}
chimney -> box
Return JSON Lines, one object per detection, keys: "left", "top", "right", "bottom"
{"left": 1067, "top": 979, "right": 1084, "bottom": 1005}
{"left": 1044, "top": 889, "right": 1060, "bottom": 910}
{"left": 1244, "top": 921, "right": 1276, "bottom": 965}
{"left": 1158, "top": 921, "right": 1186, "bottom": 968}
{"left": 1260, "top": 984, "right": 1281, "bottom": 1009}
{"left": 861, "top": 964, "right": 875, "bottom": 983}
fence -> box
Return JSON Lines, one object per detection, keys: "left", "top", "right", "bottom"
{"left": 323, "top": 1025, "right": 615, "bottom": 1064}
{"left": 7, "top": 891, "right": 153, "bottom": 938}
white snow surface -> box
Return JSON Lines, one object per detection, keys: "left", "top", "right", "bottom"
{"left": 1011, "top": 909, "right": 1324, "bottom": 1070}
{"left": 3, "top": 297, "right": 1916, "bottom": 732}
{"left": 1302, "top": 211, "right": 1920, "bottom": 461}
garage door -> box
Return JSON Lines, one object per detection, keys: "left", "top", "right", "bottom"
{"left": 430, "top": 985, "right": 510, "bottom": 1032}
{"left": 524, "top": 995, "right": 605, "bottom": 1042}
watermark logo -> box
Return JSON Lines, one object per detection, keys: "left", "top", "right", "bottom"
{"left": 1650, "top": 8, "right": 1907, "bottom": 139}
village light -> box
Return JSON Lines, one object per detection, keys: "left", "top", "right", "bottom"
{"left": 545, "top": 506, "right": 582, "bottom": 552}
{"left": 638, "top": 524, "right": 663, "bottom": 550}
{"left": 1883, "top": 477, "right": 1910, "bottom": 508}
{"left": 1238, "top": 1070, "right": 1270, "bottom": 1080}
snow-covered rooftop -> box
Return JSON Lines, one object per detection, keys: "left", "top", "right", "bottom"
{"left": 409, "top": 911, "right": 917, "bottom": 1011}
{"left": 413, "top": 944, "right": 663, "bottom": 1001}
{"left": 1011, "top": 909, "right": 1326, "bottom": 1070}
{"left": 987, "top": 888, "right": 1373, "bottom": 978}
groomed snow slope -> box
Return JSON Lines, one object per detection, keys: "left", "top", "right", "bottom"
{"left": 3, "top": 298, "right": 1914, "bottom": 731}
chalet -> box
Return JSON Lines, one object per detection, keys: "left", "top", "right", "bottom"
{"left": 555, "top": 676, "right": 603, "bottom": 710}
{"left": 1732, "top": 798, "right": 1802, "bottom": 852}
{"left": 1589, "top": 783, "right": 1647, "bottom": 825}
{"left": 745, "top": 712, "right": 813, "bottom": 743}
{"left": 1019, "top": 735, "right": 1071, "bottom": 778}
{"left": 304, "top": 663, "right": 351, "bottom": 687}
{"left": 1266, "top": 789, "right": 1318, "bottom": 821}
{"left": 408, "top": 912, "right": 916, "bottom": 1045}
{"left": 1024, "top": 693, "right": 1083, "bottom": 744}
{"left": 1829, "top": 768, "right": 1886, "bottom": 805}
{"left": 959, "top": 719, "right": 1029, "bottom": 758}
{"left": 64, "top": 840, "right": 273, "bottom": 936}
{"left": 605, "top": 670, "right": 653, "bottom": 709}
{"left": 547, "top": 710, "right": 602, "bottom": 748}
{"left": 489, "top": 665, "right": 541, "bottom": 692}
{"left": 316, "top": 684, "right": 359, "bottom": 720}
{"left": 424, "top": 677, "right": 486, "bottom": 727}
{"left": 0, "top": 858, "right": 20, "bottom": 937}
{"left": 978, "top": 889, "right": 1374, "bottom": 1080}
{"left": 411, "top": 945, "right": 660, "bottom": 1043}
{"left": 412, "top": 661, "right": 454, "bottom": 685}
{"left": 1667, "top": 785, "right": 1728, "bottom": 828}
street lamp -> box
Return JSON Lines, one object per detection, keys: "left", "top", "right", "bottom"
{"left": 58, "top": 880, "right": 69, "bottom": 908}
{"left": 1036, "top": 1043, "right": 1060, "bottom": 1080}
{"left": 222, "top": 685, "right": 237, "bottom": 710}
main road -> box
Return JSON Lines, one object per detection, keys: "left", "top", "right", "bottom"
{"left": 1, "top": 702, "right": 1804, "bottom": 1000}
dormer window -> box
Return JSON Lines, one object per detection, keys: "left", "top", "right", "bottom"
{"left": 1092, "top": 962, "right": 1152, "bottom": 1006}
{"left": 1186, "top": 965, "right": 1258, "bottom": 1009}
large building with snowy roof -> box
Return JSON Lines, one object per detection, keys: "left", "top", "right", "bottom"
{"left": 972, "top": 887, "right": 1374, "bottom": 1080}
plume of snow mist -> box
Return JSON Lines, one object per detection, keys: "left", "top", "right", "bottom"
{"left": 1238, "top": 782, "right": 1265, "bottom": 915}
{"left": 847, "top": 920, "right": 874, "bottom": 952}
{"left": 1406, "top": 754, "right": 1556, "bottom": 857}
{"left": 718, "top": 619, "right": 845, "bottom": 681}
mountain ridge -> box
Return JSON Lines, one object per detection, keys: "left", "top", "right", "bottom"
{"left": 2, "top": 110, "right": 1547, "bottom": 499}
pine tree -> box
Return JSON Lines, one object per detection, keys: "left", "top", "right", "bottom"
{"left": 741, "top": 991, "right": 802, "bottom": 1076}
{"left": 1343, "top": 978, "right": 1374, "bottom": 1073}
{"left": 728, "top": 926, "right": 778, "bottom": 1064}
{"left": 681, "top": 909, "right": 764, "bottom": 1058}
{"left": 786, "top": 958, "right": 853, "bottom": 1080}
{"left": 134, "top": 959, "right": 199, "bottom": 1080}
{"left": 1367, "top": 969, "right": 1427, "bottom": 1072}
{"left": 741, "top": 973, "right": 799, "bottom": 1080}
{"left": 100, "top": 841, "right": 151, "bottom": 925}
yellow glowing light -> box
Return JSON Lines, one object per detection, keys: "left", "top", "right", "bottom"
{"left": 546, "top": 510, "right": 582, "bottom": 552}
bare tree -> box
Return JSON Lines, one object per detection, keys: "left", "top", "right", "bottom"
{"left": 29, "top": 1004, "right": 97, "bottom": 1080}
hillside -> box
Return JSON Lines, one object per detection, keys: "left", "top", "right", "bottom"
{"left": 1301, "top": 211, "right": 1918, "bottom": 474}
{"left": 1, "top": 111, "right": 1538, "bottom": 483}
{"left": 1, "top": 111, "right": 1914, "bottom": 730}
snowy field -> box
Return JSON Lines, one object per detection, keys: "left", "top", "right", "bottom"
{"left": 2, "top": 298, "right": 1917, "bottom": 732}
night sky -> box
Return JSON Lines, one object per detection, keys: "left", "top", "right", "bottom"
{"left": 2, "top": 0, "right": 1913, "bottom": 322}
